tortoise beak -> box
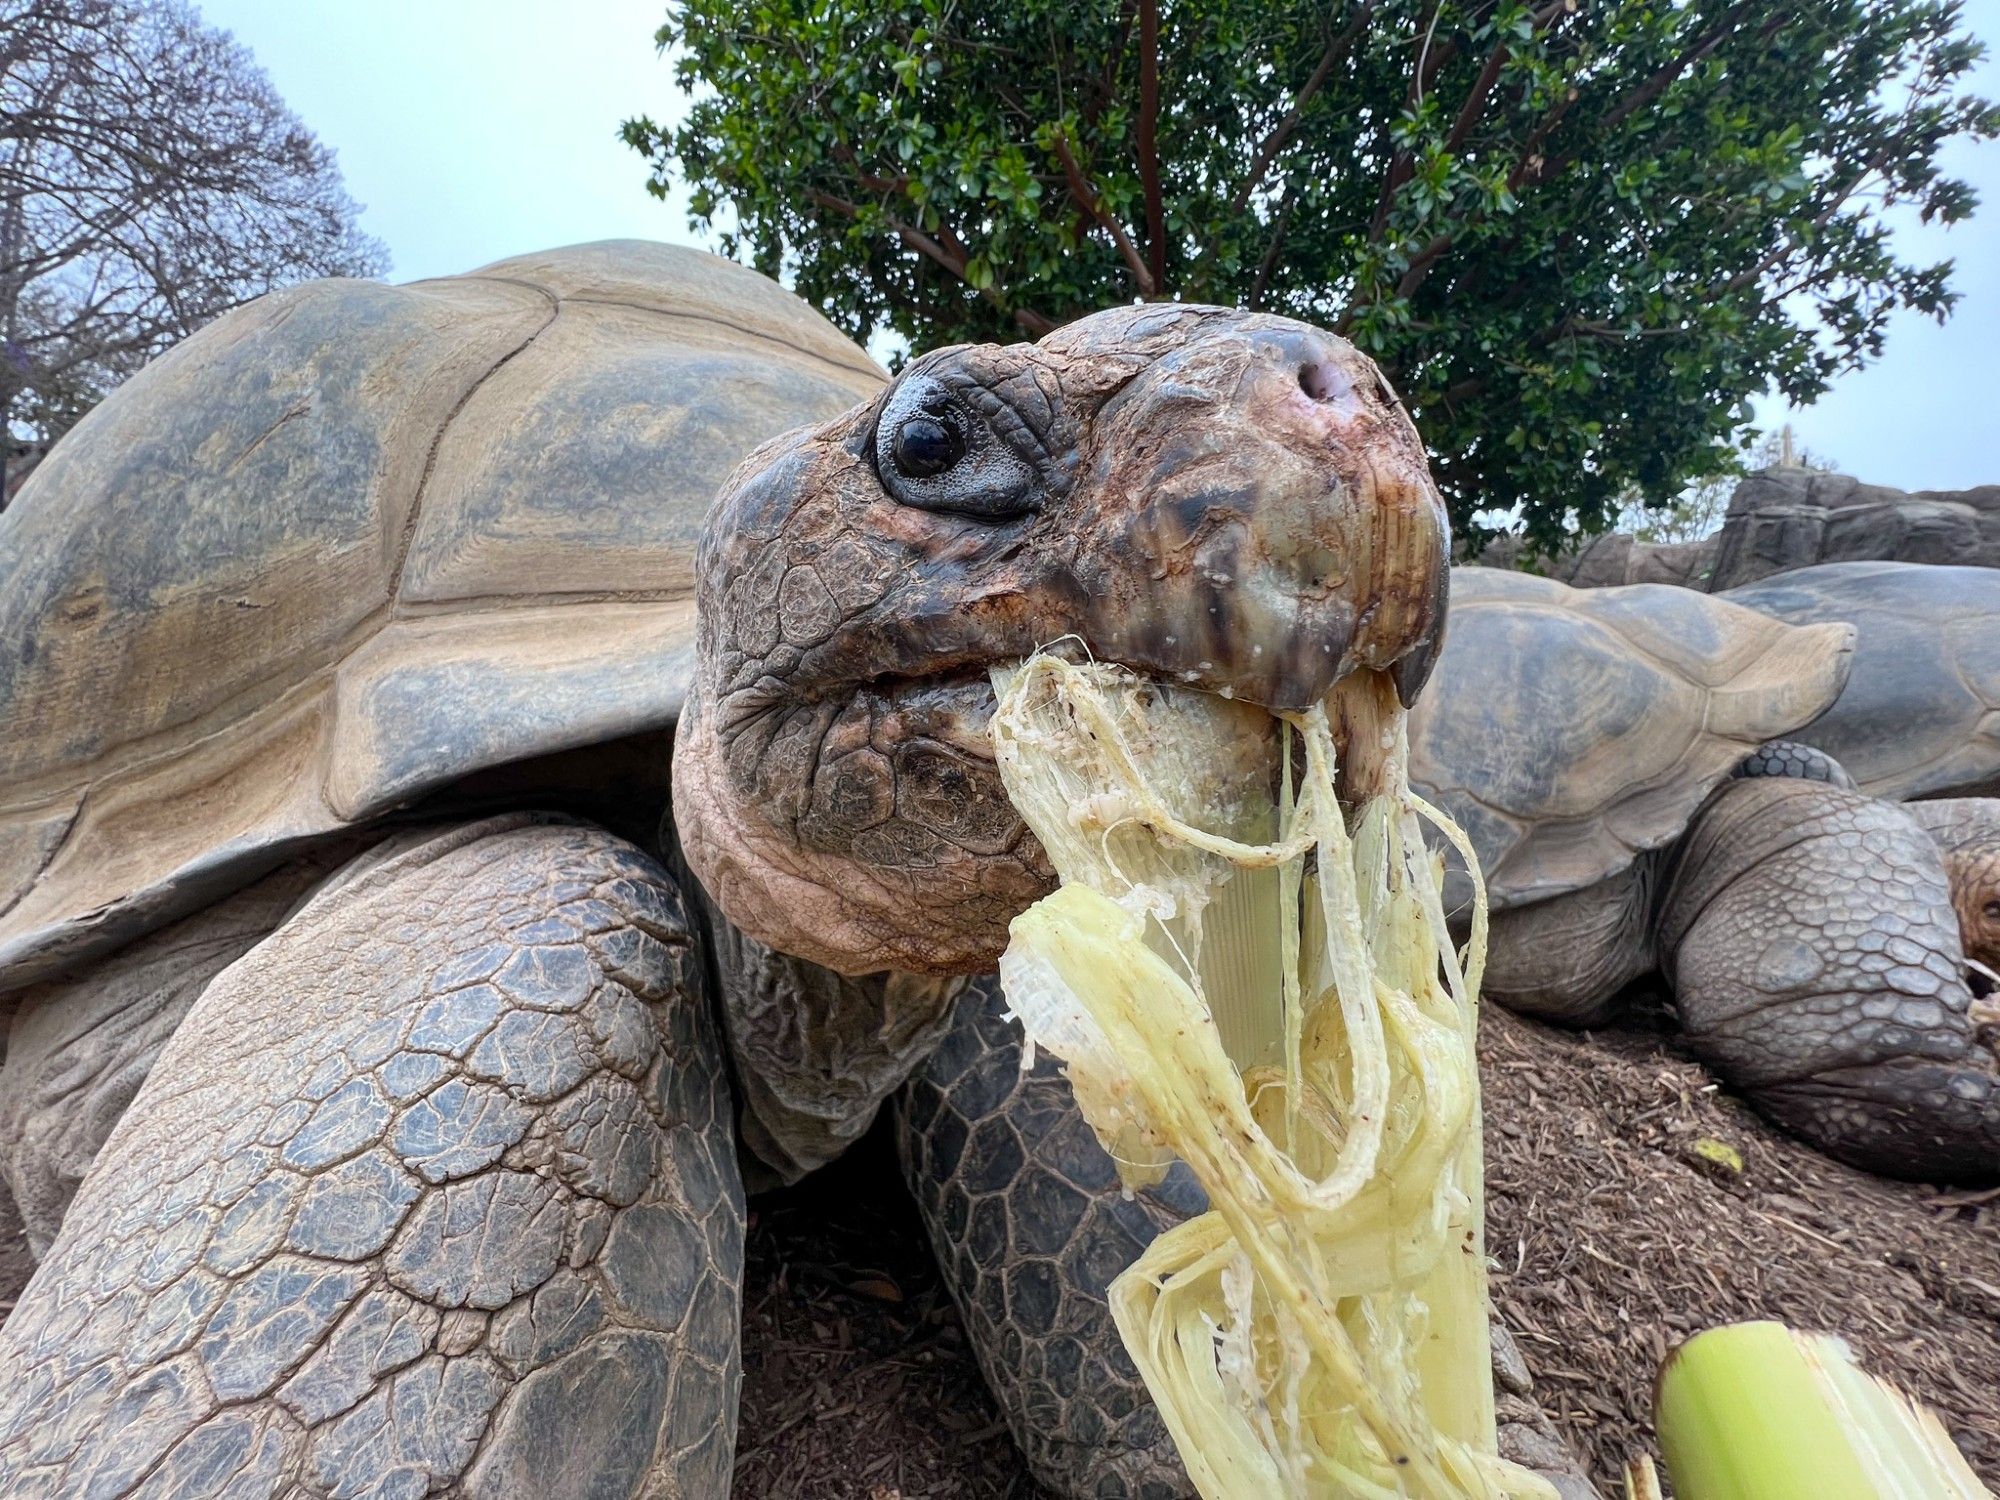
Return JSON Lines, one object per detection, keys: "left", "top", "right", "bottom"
{"left": 1053, "top": 317, "right": 1449, "bottom": 713}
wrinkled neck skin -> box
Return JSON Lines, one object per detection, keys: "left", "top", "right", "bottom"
{"left": 673, "top": 304, "right": 1449, "bottom": 977}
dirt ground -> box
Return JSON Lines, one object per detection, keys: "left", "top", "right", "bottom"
{"left": 736, "top": 1000, "right": 2000, "bottom": 1497}
{"left": 2, "top": 1005, "right": 1994, "bottom": 1497}
{"left": 1480, "top": 1002, "right": 1999, "bottom": 1488}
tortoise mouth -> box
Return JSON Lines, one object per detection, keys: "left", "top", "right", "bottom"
{"left": 800, "top": 640, "right": 1410, "bottom": 781}
{"left": 856, "top": 668, "right": 1001, "bottom": 761}
{"left": 832, "top": 648, "right": 1408, "bottom": 837}
{"left": 778, "top": 623, "right": 1403, "bottom": 748}
{"left": 1969, "top": 957, "right": 1997, "bottom": 1002}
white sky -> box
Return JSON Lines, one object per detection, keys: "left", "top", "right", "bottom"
{"left": 200, "top": 0, "right": 1999, "bottom": 492}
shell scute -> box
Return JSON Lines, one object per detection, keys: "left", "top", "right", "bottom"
{"left": 1724, "top": 561, "right": 2000, "bottom": 801}
{"left": 1415, "top": 568, "right": 1853, "bottom": 906}
{"left": 0, "top": 242, "right": 884, "bottom": 988}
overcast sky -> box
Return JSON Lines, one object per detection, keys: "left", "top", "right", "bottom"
{"left": 200, "top": 0, "right": 1999, "bottom": 492}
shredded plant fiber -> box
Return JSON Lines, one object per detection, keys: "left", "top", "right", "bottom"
{"left": 990, "top": 653, "right": 1552, "bottom": 1500}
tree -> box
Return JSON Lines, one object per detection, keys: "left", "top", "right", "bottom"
{"left": 0, "top": 0, "right": 386, "bottom": 504}
{"left": 626, "top": 1, "right": 1997, "bottom": 548}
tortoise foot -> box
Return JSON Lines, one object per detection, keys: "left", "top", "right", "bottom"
{"left": 1665, "top": 778, "right": 2000, "bottom": 1183}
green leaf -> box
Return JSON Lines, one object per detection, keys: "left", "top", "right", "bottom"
{"left": 628, "top": 0, "right": 1998, "bottom": 542}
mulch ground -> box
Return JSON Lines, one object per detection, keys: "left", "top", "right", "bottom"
{"left": 1479, "top": 998, "right": 2000, "bottom": 1490}
{"left": 2, "top": 1004, "right": 1994, "bottom": 1497}
{"left": 732, "top": 1129, "right": 1036, "bottom": 1498}
{"left": 729, "top": 999, "right": 2000, "bottom": 1497}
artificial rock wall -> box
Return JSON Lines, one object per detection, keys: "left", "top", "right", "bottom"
{"left": 1477, "top": 468, "right": 2000, "bottom": 591}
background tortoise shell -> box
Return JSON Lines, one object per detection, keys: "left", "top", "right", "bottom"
{"left": 1411, "top": 568, "right": 1854, "bottom": 909}
{"left": 0, "top": 241, "right": 885, "bottom": 989}
{"left": 1723, "top": 561, "right": 2000, "bottom": 803}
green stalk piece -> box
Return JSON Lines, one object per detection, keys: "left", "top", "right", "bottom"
{"left": 1656, "top": 1321, "right": 1991, "bottom": 1500}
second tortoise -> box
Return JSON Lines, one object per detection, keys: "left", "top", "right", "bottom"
{"left": 1413, "top": 565, "right": 2000, "bottom": 1181}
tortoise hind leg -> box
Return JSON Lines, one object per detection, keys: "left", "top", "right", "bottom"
{"left": 0, "top": 850, "right": 352, "bottom": 1259}
{"left": 1482, "top": 856, "right": 1660, "bottom": 1026}
{"left": 895, "top": 976, "right": 1199, "bottom": 1499}
{"left": 1663, "top": 777, "right": 2000, "bottom": 1181}
{"left": 0, "top": 814, "right": 745, "bottom": 1498}
{"left": 1480, "top": 741, "right": 1868, "bottom": 1030}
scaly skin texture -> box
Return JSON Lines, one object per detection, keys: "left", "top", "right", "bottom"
{"left": 1662, "top": 778, "right": 2000, "bottom": 1181}
{"left": 1479, "top": 857, "right": 1660, "bottom": 1026}
{"left": 695, "top": 887, "right": 968, "bottom": 1187}
{"left": 0, "top": 816, "right": 746, "bottom": 1498}
{"left": 1477, "top": 743, "right": 2000, "bottom": 1182}
{"left": 1730, "top": 738, "right": 1856, "bottom": 789}
{"left": 895, "top": 981, "right": 1606, "bottom": 1500}
{"left": 1476, "top": 741, "right": 1854, "bottom": 1027}
{"left": 674, "top": 304, "right": 1448, "bottom": 977}
{"left": 895, "top": 978, "right": 1202, "bottom": 1499}
{"left": 0, "top": 854, "right": 343, "bottom": 1258}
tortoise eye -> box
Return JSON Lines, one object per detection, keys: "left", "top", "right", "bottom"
{"left": 1983, "top": 900, "right": 2000, "bottom": 920}
{"left": 891, "top": 413, "right": 962, "bottom": 478}
{"left": 873, "top": 372, "right": 1035, "bottom": 520}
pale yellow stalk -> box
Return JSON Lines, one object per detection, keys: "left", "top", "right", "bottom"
{"left": 990, "top": 654, "right": 1551, "bottom": 1500}
{"left": 1656, "top": 1322, "right": 1991, "bottom": 1500}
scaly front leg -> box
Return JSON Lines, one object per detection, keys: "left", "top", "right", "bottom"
{"left": 0, "top": 816, "right": 745, "bottom": 1498}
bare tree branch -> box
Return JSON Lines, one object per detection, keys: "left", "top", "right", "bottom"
{"left": 0, "top": 0, "right": 384, "bottom": 503}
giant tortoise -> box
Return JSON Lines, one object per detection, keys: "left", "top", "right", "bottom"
{"left": 1722, "top": 560, "right": 2000, "bottom": 802}
{"left": 1413, "top": 566, "right": 2000, "bottom": 1181}
{"left": 0, "top": 241, "right": 1498, "bottom": 1498}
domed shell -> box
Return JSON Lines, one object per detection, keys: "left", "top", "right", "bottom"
{"left": 1723, "top": 561, "right": 2000, "bottom": 802}
{"left": 0, "top": 241, "right": 884, "bottom": 986}
{"left": 1413, "top": 568, "right": 1854, "bottom": 908}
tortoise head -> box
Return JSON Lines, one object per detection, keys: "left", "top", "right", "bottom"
{"left": 673, "top": 305, "right": 1449, "bottom": 975}
{"left": 1946, "top": 841, "right": 2000, "bottom": 981}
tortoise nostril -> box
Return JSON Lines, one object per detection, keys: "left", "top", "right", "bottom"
{"left": 1298, "top": 360, "right": 1351, "bottom": 404}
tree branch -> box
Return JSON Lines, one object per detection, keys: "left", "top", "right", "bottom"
{"left": 1051, "top": 130, "right": 1155, "bottom": 295}
{"left": 1715, "top": 144, "right": 1895, "bottom": 298}
{"left": 803, "top": 185, "right": 1056, "bottom": 335}
{"left": 1367, "top": 0, "right": 1447, "bottom": 242}
{"left": 1366, "top": 3, "right": 1584, "bottom": 304}
{"left": 1515, "top": 0, "right": 1762, "bottom": 193}
{"left": 1434, "top": 373, "right": 1486, "bottom": 409}
{"left": 1370, "top": 0, "right": 1572, "bottom": 244}
{"left": 1505, "top": 84, "right": 1580, "bottom": 191}
{"left": 1228, "top": 2, "right": 1377, "bottom": 217}
{"left": 1247, "top": 190, "right": 1297, "bottom": 309}
{"left": 1392, "top": 231, "right": 1454, "bottom": 298}
{"left": 1442, "top": 29, "right": 1512, "bottom": 156}
{"left": 1600, "top": 1, "right": 1759, "bottom": 136}
{"left": 1136, "top": 0, "right": 1166, "bottom": 291}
